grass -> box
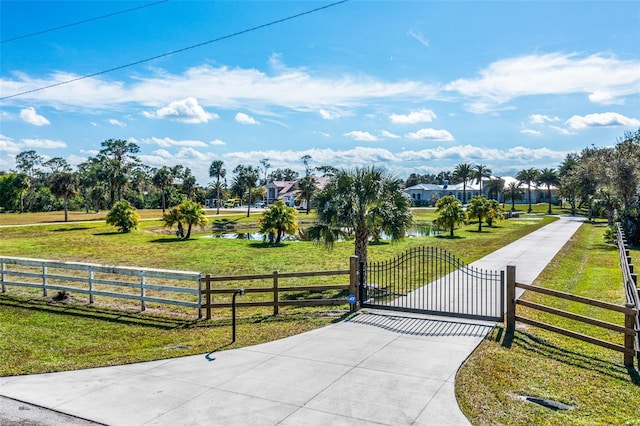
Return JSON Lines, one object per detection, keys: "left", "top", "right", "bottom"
{"left": 456, "top": 220, "right": 640, "bottom": 425}
{"left": 0, "top": 207, "right": 557, "bottom": 377}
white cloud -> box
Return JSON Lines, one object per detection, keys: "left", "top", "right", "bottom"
{"left": 446, "top": 53, "right": 640, "bottom": 111}
{"left": 235, "top": 112, "right": 259, "bottom": 125}
{"left": 132, "top": 137, "right": 208, "bottom": 148}
{"left": 210, "top": 139, "right": 226, "bottom": 145}
{"left": 0, "top": 134, "right": 21, "bottom": 154}
{"left": 588, "top": 91, "right": 618, "bottom": 105}
{"left": 22, "top": 138, "right": 66, "bottom": 149}
{"left": 20, "top": 107, "right": 50, "bottom": 126}
{"left": 408, "top": 29, "right": 430, "bottom": 49}
{"left": 319, "top": 109, "right": 349, "bottom": 120}
{"left": 108, "top": 118, "right": 126, "bottom": 127}
{"left": 520, "top": 129, "right": 542, "bottom": 136}
{"left": 143, "top": 97, "right": 218, "bottom": 123}
{"left": 390, "top": 109, "right": 436, "bottom": 124}
{"left": 405, "top": 128, "right": 454, "bottom": 141}
{"left": 549, "top": 125, "right": 573, "bottom": 135}
{"left": 565, "top": 112, "right": 640, "bottom": 130}
{"left": 529, "top": 114, "right": 560, "bottom": 124}
{"left": 380, "top": 130, "right": 401, "bottom": 139}
{"left": 344, "top": 131, "right": 378, "bottom": 142}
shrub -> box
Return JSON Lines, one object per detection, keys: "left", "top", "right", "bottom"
{"left": 106, "top": 200, "right": 139, "bottom": 233}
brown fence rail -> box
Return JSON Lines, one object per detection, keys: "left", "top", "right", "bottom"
{"left": 505, "top": 265, "right": 639, "bottom": 367}
{"left": 200, "top": 256, "right": 359, "bottom": 319}
{"left": 616, "top": 223, "right": 640, "bottom": 361}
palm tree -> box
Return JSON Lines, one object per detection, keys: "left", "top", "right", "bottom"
{"left": 310, "top": 166, "right": 412, "bottom": 265}
{"left": 502, "top": 182, "right": 524, "bottom": 211}
{"left": 516, "top": 168, "right": 539, "bottom": 212}
{"left": 233, "top": 165, "right": 260, "bottom": 217}
{"left": 50, "top": 172, "right": 79, "bottom": 222}
{"left": 297, "top": 175, "right": 318, "bottom": 215}
{"left": 209, "top": 160, "right": 226, "bottom": 214}
{"left": 538, "top": 168, "right": 559, "bottom": 214}
{"left": 162, "top": 200, "right": 207, "bottom": 239}
{"left": 258, "top": 201, "right": 298, "bottom": 244}
{"left": 152, "top": 166, "right": 174, "bottom": 213}
{"left": 485, "top": 178, "right": 504, "bottom": 200}
{"left": 453, "top": 163, "right": 473, "bottom": 203}
{"left": 435, "top": 195, "right": 467, "bottom": 237}
{"left": 473, "top": 164, "right": 492, "bottom": 196}
{"left": 467, "top": 196, "right": 489, "bottom": 232}
{"left": 14, "top": 173, "right": 30, "bottom": 213}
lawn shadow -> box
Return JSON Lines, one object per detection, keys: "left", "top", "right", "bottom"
{"left": 501, "top": 327, "right": 639, "bottom": 386}
{"left": 435, "top": 235, "right": 464, "bottom": 240}
{"left": 150, "top": 238, "right": 190, "bottom": 243}
{"left": 93, "top": 231, "right": 122, "bottom": 236}
{"left": 53, "top": 227, "right": 91, "bottom": 232}
{"left": 0, "top": 296, "right": 198, "bottom": 330}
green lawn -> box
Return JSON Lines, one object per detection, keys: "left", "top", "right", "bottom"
{"left": 456, "top": 220, "right": 640, "bottom": 425}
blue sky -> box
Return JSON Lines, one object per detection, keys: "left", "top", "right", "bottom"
{"left": 1, "top": 0, "right": 639, "bottom": 185}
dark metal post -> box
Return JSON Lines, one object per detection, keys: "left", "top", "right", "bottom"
{"left": 231, "top": 289, "right": 244, "bottom": 344}
{"left": 506, "top": 265, "right": 516, "bottom": 333}
{"left": 358, "top": 261, "right": 365, "bottom": 304}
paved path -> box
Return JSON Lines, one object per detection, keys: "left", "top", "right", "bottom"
{"left": 0, "top": 216, "right": 584, "bottom": 425}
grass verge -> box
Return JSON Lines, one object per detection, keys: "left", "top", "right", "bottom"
{"left": 456, "top": 220, "right": 640, "bottom": 425}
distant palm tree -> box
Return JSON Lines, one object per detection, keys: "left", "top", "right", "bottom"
{"left": 152, "top": 166, "right": 173, "bottom": 213}
{"left": 233, "top": 165, "right": 259, "bottom": 217}
{"left": 209, "top": 160, "right": 226, "bottom": 214}
{"left": 163, "top": 200, "right": 208, "bottom": 239}
{"left": 467, "top": 195, "right": 489, "bottom": 231}
{"left": 473, "top": 164, "right": 492, "bottom": 196}
{"left": 538, "top": 168, "right": 559, "bottom": 214}
{"left": 453, "top": 163, "right": 473, "bottom": 203}
{"left": 516, "top": 168, "right": 539, "bottom": 212}
{"left": 296, "top": 175, "right": 318, "bottom": 215}
{"left": 50, "top": 172, "right": 79, "bottom": 222}
{"left": 435, "top": 195, "right": 467, "bottom": 237}
{"left": 14, "top": 173, "right": 30, "bottom": 214}
{"left": 502, "top": 182, "right": 524, "bottom": 211}
{"left": 485, "top": 178, "right": 504, "bottom": 200}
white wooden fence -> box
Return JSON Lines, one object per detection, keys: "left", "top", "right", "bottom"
{"left": 0, "top": 256, "right": 203, "bottom": 317}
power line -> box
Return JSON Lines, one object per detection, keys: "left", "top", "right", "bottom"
{"left": 1, "top": 0, "right": 170, "bottom": 44}
{"left": 0, "top": 0, "right": 349, "bottom": 101}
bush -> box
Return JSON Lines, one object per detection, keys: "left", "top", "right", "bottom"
{"left": 106, "top": 200, "right": 139, "bottom": 233}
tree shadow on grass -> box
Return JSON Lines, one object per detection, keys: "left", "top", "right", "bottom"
{"left": 93, "top": 231, "right": 123, "bottom": 236}
{"left": 492, "top": 325, "right": 640, "bottom": 386}
{"left": 150, "top": 238, "right": 190, "bottom": 243}
{"left": 435, "top": 235, "right": 464, "bottom": 240}
{"left": 0, "top": 295, "right": 198, "bottom": 330}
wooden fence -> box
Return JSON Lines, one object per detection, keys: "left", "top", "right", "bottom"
{"left": 505, "top": 265, "right": 639, "bottom": 367}
{"left": 616, "top": 223, "right": 640, "bottom": 365}
{"left": 0, "top": 256, "right": 203, "bottom": 316}
{"left": 200, "top": 256, "right": 359, "bottom": 319}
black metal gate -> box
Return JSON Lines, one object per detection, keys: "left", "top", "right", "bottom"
{"left": 359, "top": 247, "right": 504, "bottom": 321}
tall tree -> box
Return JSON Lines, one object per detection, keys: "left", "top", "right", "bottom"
{"left": 485, "top": 178, "right": 504, "bottom": 200}
{"left": 233, "top": 165, "right": 259, "bottom": 217}
{"left": 152, "top": 166, "right": 174, "bottom": 213}
{"left": 502, "top": 182, "right": 524, "bottom": 211}
{"left": 310, "top": 166, "right": 412, "bottom": 265}
{"left": 453, "top": 163, "right": 473, "bottom": 203}
{"left": 268, "top": 168, "right": 299, "bottom": 181}
{"left": 98, "top": 139, "right": 140, "bottom": 207}
{"left": 516, "top": 168, "right": 539, "bottom": 213}
{"left": 538, "top": 167, "right": 559, "bottom": 214}
{"left": 15, "top": 150, "right": 43, "bottom": 178}
{"left": 209, "top": 160, "right": 226, "bottom": 214}
{"left": 181, "top": 168, "right": 197, "bottom": 200}
{"left": 297, "top": 175, "right": 317, "bottom": 215}
{"left": 43, "top": 157, "right": 71, "bottom": 174}
{"left": 14, "top": 173, "right": 30, "bottom": 213}
{"left": 473, "top": 164, "right": 492, "bottom": 195}
{"left": 259, "top": 158, "right": 271, "bottom": 185}
{"left": 49, "top": 172, "right": 79, "bottom": 222}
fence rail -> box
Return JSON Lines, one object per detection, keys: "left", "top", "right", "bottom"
{"left": 616, "top": 223, "right": 640, "bottom": 366}
{"left": 505, "top": 265, "right": 639, "bottom": 367}
{"left": 200, "top": 256, "right": 359, "bottom": 319}
{"left": 0, "top": 256, "right": 203, "bottom": 316}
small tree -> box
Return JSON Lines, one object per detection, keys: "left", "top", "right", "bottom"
{"left": 485, "top": 199, "right": 504, "bottom": 227}
{"left": 50, "top": 172, "right": 79, "bottom": 222}
{"left": 106, "top": 200, "right": 139, "bottom": 233}
{"left": 502, "top": 182, "right": 524, "bottom": 211}
{"left": 162, "top": 200, "right": 208, "bottom": 239}
{"left": 258, "top": 201, "right": 298, "bottom": 244}
{"left": 467, "top": 196, "right": 490, "bottom": 231}
{"left": 435, "top": 195, "right": 466, "bottom": 237}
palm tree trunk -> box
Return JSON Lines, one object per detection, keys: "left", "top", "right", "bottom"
{"left": 355, "top": 226, "right": 369, "bottom": 265}
{"left": 161, "top": 189, "right": 166, "bottom": 213}
{"left": 185, "top": 223, "right": 192, "bottom": 239}
{"left": 216, "top": 177, "right": 221, "bottom": 215}
{"left": 547, "top": 187, "right": 552, "bottom": 214}
{"left": 63, "top": 197, "right": 69, "bottom": 222}
{"left": 527, "top": 185, "right": 532, "bottom": 212}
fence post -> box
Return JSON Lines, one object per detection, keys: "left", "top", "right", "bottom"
{"left": 205, "top": 274, "right": 212, "bottom": 320}
{"left": 197, "top": 275, "right": 203, "bottom": 319}
{"left": 140, "top": 275, "right": 146, "bottom": 312}
{"left": 624, "top": 303, "right": 635, "bottom": 367}
{"left": 349, "top": 256, "right": 358, "bottom": 312}
{"left": 273, "top": 270, "right": 279, "bottom": 315}
{"left": 1, "top": 261, "right": 6, "bottom": 293}
{"left": 89, "top": 269, "right": 94, "bottom": 304}
{"left": 505, "top": 265, "right": 516, "bottom": 333}
{"left": 42, "top": 265, "right": 48, "bottom": 297}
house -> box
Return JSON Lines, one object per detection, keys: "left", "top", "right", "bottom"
{"left": 265, "top": 175, "right": 330, "bottom": 208}
{"left": 405, "top": 177, "right": 558, "bottom": 206}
